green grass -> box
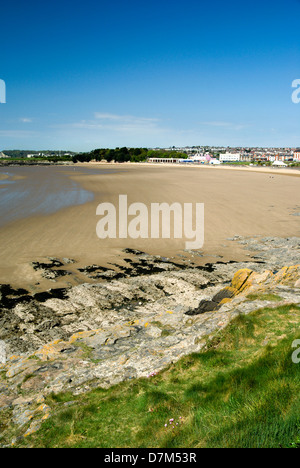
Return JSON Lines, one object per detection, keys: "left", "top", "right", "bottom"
{"left": 17, "top": 304, "right": 300, "bottom": 448}
{"left": 245, "top": 292, "right": 283, "bottom": 302}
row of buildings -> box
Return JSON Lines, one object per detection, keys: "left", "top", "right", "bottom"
{"left": 219, "top": 151, "right": 300, "bottom": 163}
{"left": 148, "top": 155, "right": 221, "bottom": 165}
{"left": 148, "top": 147, "right": 300, "bottom": 165}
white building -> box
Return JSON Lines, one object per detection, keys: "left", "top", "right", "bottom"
{"left": 148, "top": 158, "right": 180, "bottom": 164}
{"left": 272, "top": 160, "right": 287, "bottom": 167}
{"left": 219, "top": 153, "right": 241, "bottom": 162}
{"left": 293, "top": 151, "right": 300, "bottom": 161}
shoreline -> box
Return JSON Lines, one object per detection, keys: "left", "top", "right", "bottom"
{"left": 0, "top": 163, "right": 299, "bottom": 291}
{"left": 1, "top": 158, "right": 300, "bottom": 176}
{"left": 75, "top": 161, "right": 300, "bottom": 177}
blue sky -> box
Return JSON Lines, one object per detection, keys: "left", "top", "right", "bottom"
{"left": 0, "top": 0, "right": 299, "bottom": 151}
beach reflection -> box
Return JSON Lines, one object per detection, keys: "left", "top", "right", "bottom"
{"left": 0, "top": 166, "right": 120, "bottom": 227}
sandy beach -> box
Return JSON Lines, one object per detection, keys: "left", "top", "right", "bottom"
{"left": 0, "top": 163, "right": 299, "bottom": 291}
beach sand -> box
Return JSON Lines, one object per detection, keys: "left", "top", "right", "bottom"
{"left": 0, "top": 163, "right": 299, "bottom": 291}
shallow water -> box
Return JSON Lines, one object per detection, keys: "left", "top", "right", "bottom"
{"left": 0, "top": 166, "right": 119, "bottom": 227}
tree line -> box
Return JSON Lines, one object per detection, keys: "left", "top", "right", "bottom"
{"left": 72, "top": 147, "right": 188, "bottom": 163}
{"left": 1, "top": 148, "right": 189, "bottom": 163}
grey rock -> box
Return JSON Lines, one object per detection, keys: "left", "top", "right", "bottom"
{"left": 0, "top": 340, "right": 6, "bottom": 364}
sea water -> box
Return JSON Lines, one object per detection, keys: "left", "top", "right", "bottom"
{"left": 0, "top": 166, "right": 119, "bottom": 227}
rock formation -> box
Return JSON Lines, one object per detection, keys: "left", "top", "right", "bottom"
{"left": 0, "top": 236, "right": 299, "bottom": 444}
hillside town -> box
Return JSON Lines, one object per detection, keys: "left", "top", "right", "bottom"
{"left": 148, "top": 146, "right": 300, "bottom": 166}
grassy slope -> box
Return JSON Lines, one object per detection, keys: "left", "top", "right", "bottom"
{"left": 19, "top": 304, "right": 300, "bottom": 448}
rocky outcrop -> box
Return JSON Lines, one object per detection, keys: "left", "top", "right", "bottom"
{"left": 186, "top": 265, "right": 300, "bottom": 315}
{"left": 0, "top": 236, "right": 299, "bottom": 444}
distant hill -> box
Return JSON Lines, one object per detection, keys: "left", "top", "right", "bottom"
{"left": 1, "top": 150, "right": 75, "bottom": 158}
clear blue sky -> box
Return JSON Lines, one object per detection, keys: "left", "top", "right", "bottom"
{"left": 0, "top": 0, "right": 299, "bottom": 151}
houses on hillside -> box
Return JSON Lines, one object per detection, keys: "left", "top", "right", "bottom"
{"left": 147, "top": 147, "right": 300, "bottom": 165}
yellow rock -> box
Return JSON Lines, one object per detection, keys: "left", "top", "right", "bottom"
{"left": 222, "top": 286, "right": 238, "bottom": 297}
{"left": 231, "top": 269, "right": 253, "bottom": 292}
{"left": 226, "top": 265, "right": 299, "bottom": 304}
{"left": 219, "top": 298, "right": 232, "bottom": 305}
{"left": 273, "top": 265, "right": 300, "bottom": 285}
{"left": 230, "top": 268, "right": 275, "bottom": 296}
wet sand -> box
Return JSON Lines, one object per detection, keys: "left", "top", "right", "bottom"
{"left": 0, "top": 163, "right": 299, "bottom": 291}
